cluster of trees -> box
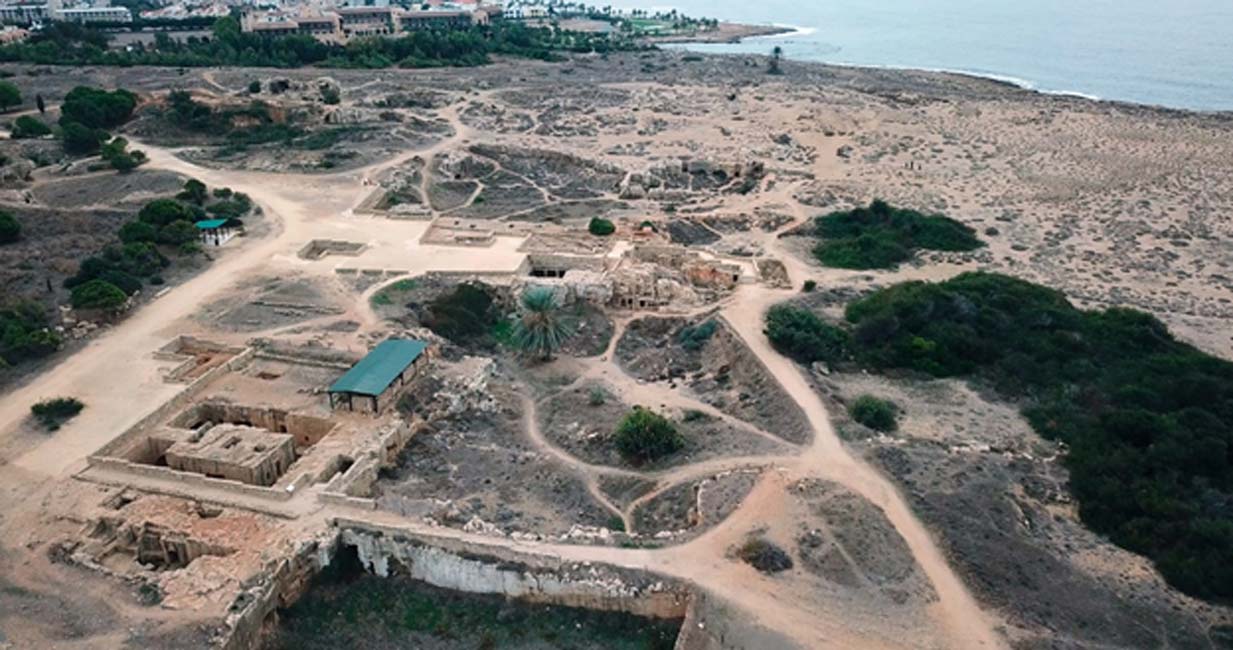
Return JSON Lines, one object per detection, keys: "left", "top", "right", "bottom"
{"left": 767, "top": 271, "right": 1233, "bottom": 601}
{"left": 0, "top": 18, "right": 639, "bottom": 70}
{"left": 812, "top": 200, "right": 983, "bottom": 269}
{"left": 66, "top": 179, "right": 250, "bottom": 312}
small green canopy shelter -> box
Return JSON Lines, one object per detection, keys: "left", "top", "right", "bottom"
{"left": 328, "top": 339, "right": 428, "bottom": 413}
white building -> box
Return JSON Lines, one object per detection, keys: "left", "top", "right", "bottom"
{"left": 54, "top": 6, "right": 132, "bottom": 22}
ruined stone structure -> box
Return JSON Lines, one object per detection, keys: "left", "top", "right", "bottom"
{"left": 158, "top": 425, "right": 296, "bottom": 488}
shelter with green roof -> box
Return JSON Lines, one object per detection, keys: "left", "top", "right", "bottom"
{"left": 196, "top": 218, "right": 239, "bottom": 247}
{"left": 327, "top": 339, "right": 430, "bottom": 414}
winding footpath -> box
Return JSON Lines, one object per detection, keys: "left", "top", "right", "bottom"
{"left": 0, "top": 118, "right": 1005, "bottom": 648}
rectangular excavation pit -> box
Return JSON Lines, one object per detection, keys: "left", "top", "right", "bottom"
{"left": 155, "top": 337, "right": 244, "bottom": 383}
{"left": 298, "top": 239, "right": 367, "bottom": 260}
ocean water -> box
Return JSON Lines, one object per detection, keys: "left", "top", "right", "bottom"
{"left": 607, "top": 0, "right": 1233, "bottom": 111}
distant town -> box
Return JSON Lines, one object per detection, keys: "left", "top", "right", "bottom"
{"left": 0, "top": 0, "right": 717, "bottom": 46}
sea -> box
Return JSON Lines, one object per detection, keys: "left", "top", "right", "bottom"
{"left": 605, "top": 0, "right": 1233, "bottom": 112}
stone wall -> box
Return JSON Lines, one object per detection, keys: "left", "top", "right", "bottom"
{"left": 336, "top": 521, "right": 692, "bottom": 620}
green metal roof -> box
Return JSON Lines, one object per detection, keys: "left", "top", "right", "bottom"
{"left": 195, "top": 219, "right": 229, "bottom": 230}
{"left": 328, "top": 339, "right": 427, "bottom": 396}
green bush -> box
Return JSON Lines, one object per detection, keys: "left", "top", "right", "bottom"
{"left": 588, "top": 217, "right": 615, "bottom": 236}
{"left": 11, "top": 115, "right": 50, "bottom": 138}
{"left": 802, "top": 280, "right": 817, "bottom": 292}
{"left": 848, "top": 395, "right": 898, "bottom": 432}
{"left": 248, "top": 80, "right": 261, "bottom": 94}
{"left": 812, "top": 200, "right": 982, "bottom": 269}
{"left": 0, "top": 301, "right": 61, "bottom": 365}
{"left": 70, "top": 279, "right": 127, "bottom": 310}
{"left": 30, "top": 397, "right": 83, "bottom": 431}
{"left": 588, "top": 387, "right": 607, "bottom": 406}
{"left": 614, "top": 407, "right": 683, "bottom": 463}
{"left": 0, "top": 80, "right": 20, "bottom": 110}
{"left": 839, "top": 271, "right": 1233, "bottom": 602}
{"left": 677, "top": 320, "right": 717, "bottom": 351}
{"left": 764, "top": 304, "right": 849, "bottom": 364}
{"left": 737, "top": 537, "right": 793, "bottom": 573}
{"left": 0, "top": 210, "right": 19, "bottom": 243}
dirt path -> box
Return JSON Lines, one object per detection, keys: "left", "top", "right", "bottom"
{"left": 719, "top": 285, "right": 1006, "bottom": 649}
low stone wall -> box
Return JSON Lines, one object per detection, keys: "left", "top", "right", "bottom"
{"left": 335, "top": 521, "right": 692, "bottom": 620}
{"left": 85, "top": 456, "right": 310, "bottom": 504}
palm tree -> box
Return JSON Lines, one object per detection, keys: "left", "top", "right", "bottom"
{"left": 512, "top": 287, "right": 576, "bottom": 361}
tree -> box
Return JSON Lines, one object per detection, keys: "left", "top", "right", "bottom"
{"left": 588, "top": 217, "right": 615, "bottom": 236}
{"left": 511, "top": 287, "right": 575, "bottom": 361}
{"left": 138, "top": 198, "right": 196, "bottom": 226}
{"left": 35, "top": 93, "right": 44, "bottom": 114}
{"left": 768, "top": 46, "right": 783, "bottom": 75}
{"left": 59, "top": 86, "right": 136, "bottom": 129}
{"left": 60, "top": 121, "right": 107, "bottom": 154}
{"left": 0, "top": 210, "right": 19, "bottom": 244}
{"left": 70, "top": 279, "right": 127, "bottom": 311}
{"left": 11, "top": 115, "right": 50, "bottom": 139}
{"left": 177, "top": 179, "right": 208, "bottom": 205}
{"left": 0, "top": 81, "right": 20, "bottom": 111}
{"left": 118, "top": 220, "right": 157, "bottom": 244}
{"left": 247, "top": 80, "right": 261, "bottom": 94}
{"left": 615, "top": 407, "right": 684, "bottom": 463}
{"left": 157, "top": 219, "right": 198, "bottom": 246}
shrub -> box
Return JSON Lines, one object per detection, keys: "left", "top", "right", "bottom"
{"left": 0, "top": 210, "right": 19, "bottom": 243}
{"left": 0, "top": 301, "right": 61, "bottom": 365}
{"left": 812, "top": 200, "right": 982, "bottom": 270}
{"left": 70, "top": 279, "right": 127, "bottom": 311}
{"left": 158, "top": 220, "right": 198, "bottom": 246}
{"left": 0, "top": 80, "right": 20, "bottom": 110}
{"left": 588, "top": 217, "right": 615, "bottom": 236}
{"left": 764, "top": 304, "right": 849, "bottom": 364}
{"left": 30, "top": 397, "right": 83, "bottom": 431}
{"left": 614, "top": 407, "right": 683, "bottom": 463}
{"left": 677, "top": 319, "right": 717, "bottom": 351}
{"left": 247, "top": 80, "right": 261, "bottom": 94}
{"left": 588, "top": 387, "right": 607, "bottom": 406}
{"left": 802, "top": 280, "right": 817, "bottom": 292}
{"left": 11, "top": 115, "right": 50, "bottom": 138}
{"left": 848, "top": 395, "right": 898, "bottom": 432}
{"left": 737, "top": 537, "right": 793, "bottom": 573}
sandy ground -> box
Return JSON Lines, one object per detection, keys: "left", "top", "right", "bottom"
{"left": 0, "top": 50, "right": 1230, "bottom": 648}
